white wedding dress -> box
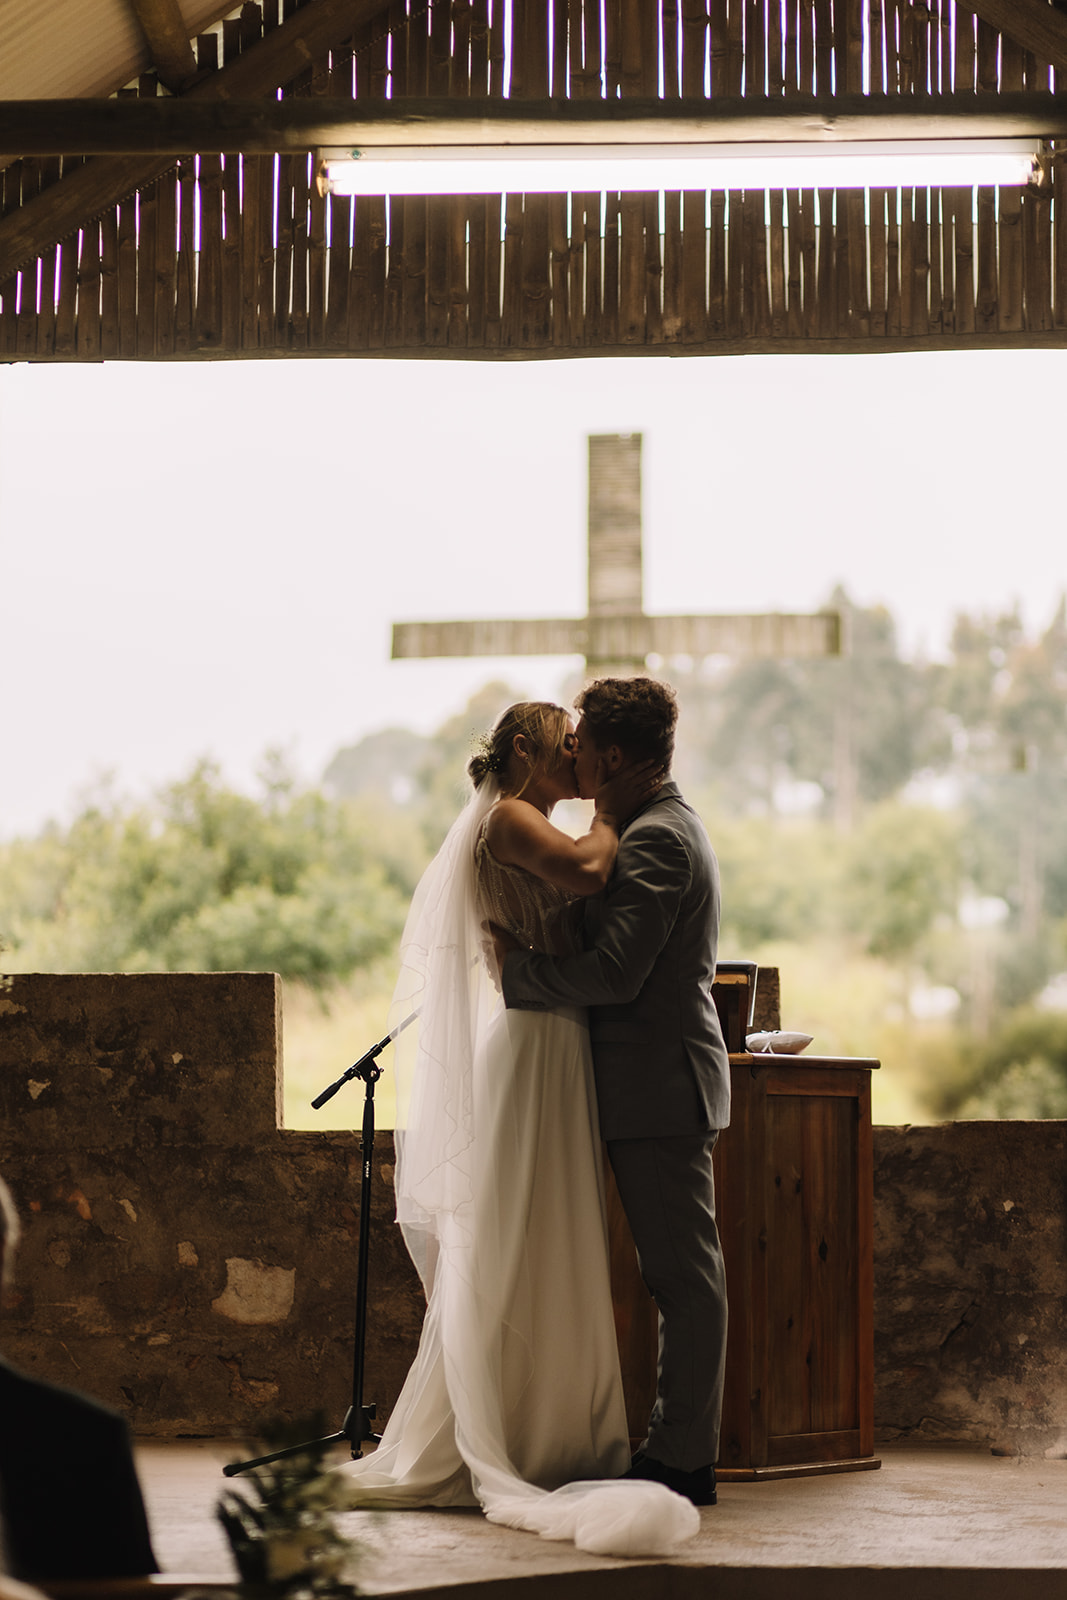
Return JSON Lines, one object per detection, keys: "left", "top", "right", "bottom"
{"left": 337, "top": 780, "right": 698, "bottom": 1557}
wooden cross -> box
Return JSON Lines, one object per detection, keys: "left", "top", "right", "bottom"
{"left": 392, "top": 434, "right": 841, "bottom": 678}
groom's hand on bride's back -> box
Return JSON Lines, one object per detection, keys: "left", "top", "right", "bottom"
{"left": 486, "top": 920, "right": 521, "bottom": 973}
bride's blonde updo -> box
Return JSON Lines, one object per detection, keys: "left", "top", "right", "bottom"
{"left": 468, "top": 702, "right": 571, "bottom": 794}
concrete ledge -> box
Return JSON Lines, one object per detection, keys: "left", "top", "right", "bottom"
{"left": 393, "top": 1579, "right": 1067, "bottom": 1600}
{"left": 132, "top": 1440, "right": 1067, "bottom": 1600}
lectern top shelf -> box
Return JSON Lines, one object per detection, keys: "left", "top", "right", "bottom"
{"left": 729, "top": 1052, "right": 881, "bottom": 1070}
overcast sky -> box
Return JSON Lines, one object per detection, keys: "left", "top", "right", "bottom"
{"left": 1, "top": 346, "right": 1064, "bottom": 838}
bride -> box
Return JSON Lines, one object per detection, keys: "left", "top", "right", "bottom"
{"left": 338, "top": 702, "right": 698, "bottom": 1557}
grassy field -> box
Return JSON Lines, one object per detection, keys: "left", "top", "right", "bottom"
{"left": 279, "top": 938, "right": 931, "bottom": 1132}
{"left": 281, "top": 964, "right": 400, "bottom": 1129}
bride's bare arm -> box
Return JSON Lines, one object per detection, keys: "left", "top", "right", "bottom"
{"left": 484, "top": 762, "right": 663, "bottom": 898}
{"left": 485, "top": 800, "right": 619, "bottom": 897}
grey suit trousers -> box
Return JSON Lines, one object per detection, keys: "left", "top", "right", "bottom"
{"left": 607, "top": 1130, "right": 728, "bottom": 1472}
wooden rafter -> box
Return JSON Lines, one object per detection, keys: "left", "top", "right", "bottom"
{"left": 961, "top": 0, "right": 1067, "bottom": 76}
{"left": 0, "top": 0, "right": 392, "bottom": 284}
{"left": 128, "top": 0, "right": 199, "bottom": 94}
{"left": 2, "top": 92, "right": 1066, "bottom": 157}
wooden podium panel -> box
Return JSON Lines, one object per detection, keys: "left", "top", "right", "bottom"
{"left": 608, "top": 1053, "right": 880, "bottom": 1480}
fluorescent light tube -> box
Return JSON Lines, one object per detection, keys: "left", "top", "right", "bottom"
{"left": 320, "top": 139, "right": 1040, "bottom": 197}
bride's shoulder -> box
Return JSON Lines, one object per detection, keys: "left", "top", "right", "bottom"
{"left": 483, "top": 795, "right": 523, "bottom": 827}
{"left": 481, "top": 796, "right": 543, "bottom": 859}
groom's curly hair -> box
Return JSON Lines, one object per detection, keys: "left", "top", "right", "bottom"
{"left": 575, "top": 677, "right": 678, "bottom": 768}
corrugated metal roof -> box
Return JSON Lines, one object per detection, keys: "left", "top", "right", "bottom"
{"left": 0, "top": 1, "right": 238, "bottom": 99}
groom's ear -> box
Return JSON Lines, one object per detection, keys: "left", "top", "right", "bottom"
{"left": 601, "top": 744, "right": 626, "bottom": 774}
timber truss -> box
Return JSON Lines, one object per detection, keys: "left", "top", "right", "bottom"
{"left": 3, "top": 0, "right": 1067, "bottom": 362}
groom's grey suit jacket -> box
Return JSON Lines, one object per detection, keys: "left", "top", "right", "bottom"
{"left": 502, "top": 780, "right": 730, "bottom": 1141}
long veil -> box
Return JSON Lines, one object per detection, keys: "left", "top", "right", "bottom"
{"left": 389, "top": 774, "right": 497, "bottom": 1285}
{"left": 355, "top": 777, "right": 699, "bottom": 1558}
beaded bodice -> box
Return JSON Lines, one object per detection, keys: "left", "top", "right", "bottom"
{"left": 474, "top": 814, "right": 583, "bottom": 957}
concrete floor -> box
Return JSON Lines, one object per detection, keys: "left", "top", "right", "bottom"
{"left": 133, "top": 1439, "right": 1067, "bottom": 1600}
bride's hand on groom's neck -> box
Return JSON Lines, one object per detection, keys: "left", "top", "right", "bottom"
{"left": 594, "top": 758, "right": 665, "bottom": 826}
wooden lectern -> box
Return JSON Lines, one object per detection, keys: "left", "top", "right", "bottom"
{"left": 609, "top": 981, "right": 880, "bottom": 1480}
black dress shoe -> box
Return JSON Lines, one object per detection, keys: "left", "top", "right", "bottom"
{"left": 622, "top": 1453, "right": 717, "bottom": 1507}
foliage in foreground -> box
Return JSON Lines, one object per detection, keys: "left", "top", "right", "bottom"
{"left": 218, "top": 1422, "right": 360, "bottom": 1596}
{"left": 0, "top": 759, "right": 429, "bottom": 988}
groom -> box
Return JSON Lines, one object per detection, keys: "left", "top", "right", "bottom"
{"left": 496, "top": 677, "right": 729, "bottom": 1508}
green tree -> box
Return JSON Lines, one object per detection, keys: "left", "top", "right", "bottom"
{"left": 704, "top": 808, "right": 841, "bottom": 950}
{"left": 840, "top": 801, "right": 963, "bottom": 960}
{"left": 925, "top": 1009, "right": 1067, "bottom": 1120}
{"left": 0, "top": 761, "right": 428, "bottom": 988}
{"left": 672, "top": 589, "right": 947, "bottom": 820}
{"left": 941, "top": 598, "right": 1067, "bottom": 776}
{"left": 322, "top": 727, "right": 430, "bottom": 805}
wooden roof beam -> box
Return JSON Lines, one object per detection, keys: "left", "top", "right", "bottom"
{"left": 3, "top": 93, "right": 1066, "bottom": 158}
{"left": 127, "top": 0, "right": 199, "bottom": 93}
{"left": 960, "top": 1, "right": 1067, "bottom": 77}
{"left": 0, "top": 0, "right": 392, "bottom": 284}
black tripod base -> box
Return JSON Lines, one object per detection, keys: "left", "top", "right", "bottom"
{"left": 221, "top": 1405, "right": 381, "bottom": 1476}
{"left": 342, "top": 1401, "right": 382, "bottom": 1459}
{"left": 223, "top": 1036, "right": 398, "bottom": 1484}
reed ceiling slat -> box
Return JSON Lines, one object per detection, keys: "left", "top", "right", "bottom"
{"left": 1056, "top": 159, "right": 1067, "bottom": 330}
{"left": 100, "top": 202, "right": 120, "bottom": 357}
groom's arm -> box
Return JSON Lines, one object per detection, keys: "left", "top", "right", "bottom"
{"left": 502, "top": 826, "right": 690, "bottom": 1011}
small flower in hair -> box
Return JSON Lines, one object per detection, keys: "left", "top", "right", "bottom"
{"left": 471, "top": 731, "right": 505, "bottom": 772}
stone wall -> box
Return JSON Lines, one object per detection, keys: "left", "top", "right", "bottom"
{"left": 2, "top": 974, "right": 1065, "bottom": 1452}
{"left": 0, "top": 974, "right": 421, "bottom": 1437}
{"left": 874, "top": 1122, "right": 1067, "bottom": 1456}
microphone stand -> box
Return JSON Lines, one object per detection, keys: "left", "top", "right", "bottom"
{"left": 222, "top": 1008, "right": 417, "bottom": 1477}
